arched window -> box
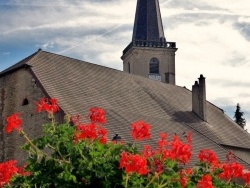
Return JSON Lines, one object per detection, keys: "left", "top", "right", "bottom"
{"left": 149, "top": 58, "right": 159, "bottom": 74}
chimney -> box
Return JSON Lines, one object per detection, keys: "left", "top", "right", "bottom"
{"left": 192, "top": 74, "right": 207, "bottom": 121}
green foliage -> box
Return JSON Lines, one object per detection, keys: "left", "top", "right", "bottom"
{"left": 234, "top": 103, "right": 246, "bottom": 129}
{"left": 2, "top": 106, "right": 250, "bottom": 188}
{"left": 10, "top": 120, "right": 125, "bottom": 188}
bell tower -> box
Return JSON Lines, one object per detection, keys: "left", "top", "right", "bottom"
{"left": 121, "top": 0, "right": 177, "bottom": 84}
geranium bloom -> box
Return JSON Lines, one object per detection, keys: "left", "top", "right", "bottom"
{"left": 243, "top": 170, "right": 250, "bottom": 185}
{"left": 74, "top": 123, "right": 97, "bottom": 141}
{"left": 119, "top": 151, "right": 148, "bottom": 175}
{"left": 131, "top": 120, "right": 151, "bottom": 141}
{"left": 179, "top": 169, "right": 192, "bottom": 188}
{"left": 35, "top": 98, "right": 59, "bottom": 114}
{"left": 198, "top": 149, "right": 218, "bottom": 166}
{"left": 74, "top": 123, "right": 107, "bottom": 144}
{"left": 142, "top": 145, "right": 154, "bottom": 158}
{"left": 157, "top": 132, "right": 168, "bottom": 149}
{"left": 197, "top": 174, "right": 214, "bottom": 188}
{"left": 49, "top": 98, "right": 60, "bottom": 113}
{"left": 0, "top": 160, "right": 19, "bottom": 187}
{"left": 153, "top": 159, "right": 163, "bottom": 174}
{"left": 88, "top": 107, "right": 106, "bottom": 124}
{"left": 219, "top": 162, "right": 244, "bottom": 181}
{"left": 167, "top": 134, "right": 192, "bottom": 164}
{"left": 99, "top": 136, "right": 107, "bottom": 144}
{"left": 5, "top": 113, "right": 22, "bottom": 133}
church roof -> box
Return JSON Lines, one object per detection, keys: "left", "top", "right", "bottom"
{"left": 1, "top": 49, "right": 250, "bottom": 167}
{"left": 133, "top": 0, "right": 165, "bottom": 41}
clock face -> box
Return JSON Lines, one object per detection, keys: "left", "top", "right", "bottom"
{"left": 149, "top": 74, "right": 161, "bottom": 81}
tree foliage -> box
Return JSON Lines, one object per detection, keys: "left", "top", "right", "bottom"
{"left": 234, "top": 103, "right": 246, "bottom": 129}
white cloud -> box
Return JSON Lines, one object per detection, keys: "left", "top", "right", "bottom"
{"left": 204, "top": 0, "right": 250, "bottom": 15}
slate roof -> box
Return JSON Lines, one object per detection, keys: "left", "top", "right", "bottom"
{"left": 132, "top": 0, "right": 165, "bottom": 41}
{"left": 1, "top": 49, "right": 250, "bottom": 167}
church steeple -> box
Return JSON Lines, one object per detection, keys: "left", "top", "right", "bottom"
{"left": 121, "top": 0, "right": 177, "bottom": 85}
{"left": 133, "top": 0, "right": 165, "bottom": 42}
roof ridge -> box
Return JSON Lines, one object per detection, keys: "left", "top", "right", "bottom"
{"left": 0, "top": 49, "right": 41, "bottom": 76}
{"left": 39, "top": 50, "right": 125, "bottom": 73}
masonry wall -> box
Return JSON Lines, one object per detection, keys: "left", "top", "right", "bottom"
{"left": 122, "top": 46, "right": 177, "bottom": 84}
{"left": 0, "top": 68, "right": 63, "bottom": 165}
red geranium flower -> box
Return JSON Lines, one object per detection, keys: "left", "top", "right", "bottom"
{"left": 243, "top": 170, "right": 250, "bottom": 185}
{"left": 0, "top": 160, "right": 19, "bottom": 187}
{"left": 167, "top": 134, "right": 192, "bottom": 164}
{"left": 157, "top": 132, "right": 168, "bottom": 149}
{"left": 179, "top": 169, "right": 192, "bottom": 188}
{"left": 5, "top": 113, "right": 22, "bottom": 133}
{"left": 88, "top": 107, "right": 106, "bottom": 124}
{"left": 74, "top": 123, "right": 107, "bottom": 144}
{"left": 35, "top": 98, "right": 59, "bottom": 114}
{"left": 142, "top": 145, "right": 154, "bottom": 158}
{"left": 197, "top": 174, "right": 214, "bottom": 188}
{"left": 49, "top": 98, "right": 60, "bottom": 113}
{"left": 131, "top": 120, "right": 151, "bottom": 141}
{"left": 153, "top": 158, "right": 164, "bottom": 174}
{"left": 219, "top": 162, "right": 244, "bottom": 181}
{"left": 198, "top": 149, "right": 219, "bottom": 166}
{"left": 119, "top": 151, "right": 148, "bottom": 175}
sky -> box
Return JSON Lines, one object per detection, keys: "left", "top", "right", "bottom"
{"left": 0, "top": 0, "right": 250, "bottom": 131}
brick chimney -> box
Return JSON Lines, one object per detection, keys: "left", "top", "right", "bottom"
{"left": 192, "top": 74, "right": 207, "bottom": 121}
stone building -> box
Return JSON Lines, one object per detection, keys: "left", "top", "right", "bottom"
{"left": 1, "top": 0, "right": 250, "bottom": 168}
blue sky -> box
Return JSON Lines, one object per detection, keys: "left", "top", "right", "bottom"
{"left": 0, "top": 0, "right": 250, "bottom": 131}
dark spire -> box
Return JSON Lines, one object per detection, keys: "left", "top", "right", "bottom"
{"left": 122, "top": 0, "right": 176, "bottom": 55}
{"left": 133, "top": 0, "right": 165, "bottom": 42}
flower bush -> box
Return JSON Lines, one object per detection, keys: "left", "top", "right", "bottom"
{"left": 1, "top": 98, "right": 250, "bottom": 187}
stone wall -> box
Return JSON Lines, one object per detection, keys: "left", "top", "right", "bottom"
{"left": 122, "top": 46, "right": 177, "bottom": 84}
{"left": 0, "top": 67, "right": 64, "bottom": 165}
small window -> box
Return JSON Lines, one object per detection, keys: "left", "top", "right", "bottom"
{"left": 22, "top": 98, "right": 29, "bottom": 106}
{"left": 149, "top": 58, "right": 159, "bottom": 74}
{"left": 128, "top": 62, "right": 130, "bottom": 73}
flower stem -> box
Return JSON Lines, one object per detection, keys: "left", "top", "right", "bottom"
{"left": 145, "top": 173, "right": 157, "bottom": 188}
{"left": 125, "top": 174, "right": 129, "bottom": 188}
{"left": 20, "top": 130, "right": 70, "bottom": 164}
{"left": 20, "top": 130, "right": 41, "bottom": 153}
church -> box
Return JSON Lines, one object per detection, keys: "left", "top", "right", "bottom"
{"left": 1, "top": 0, "right": 250, "bottom": 168}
